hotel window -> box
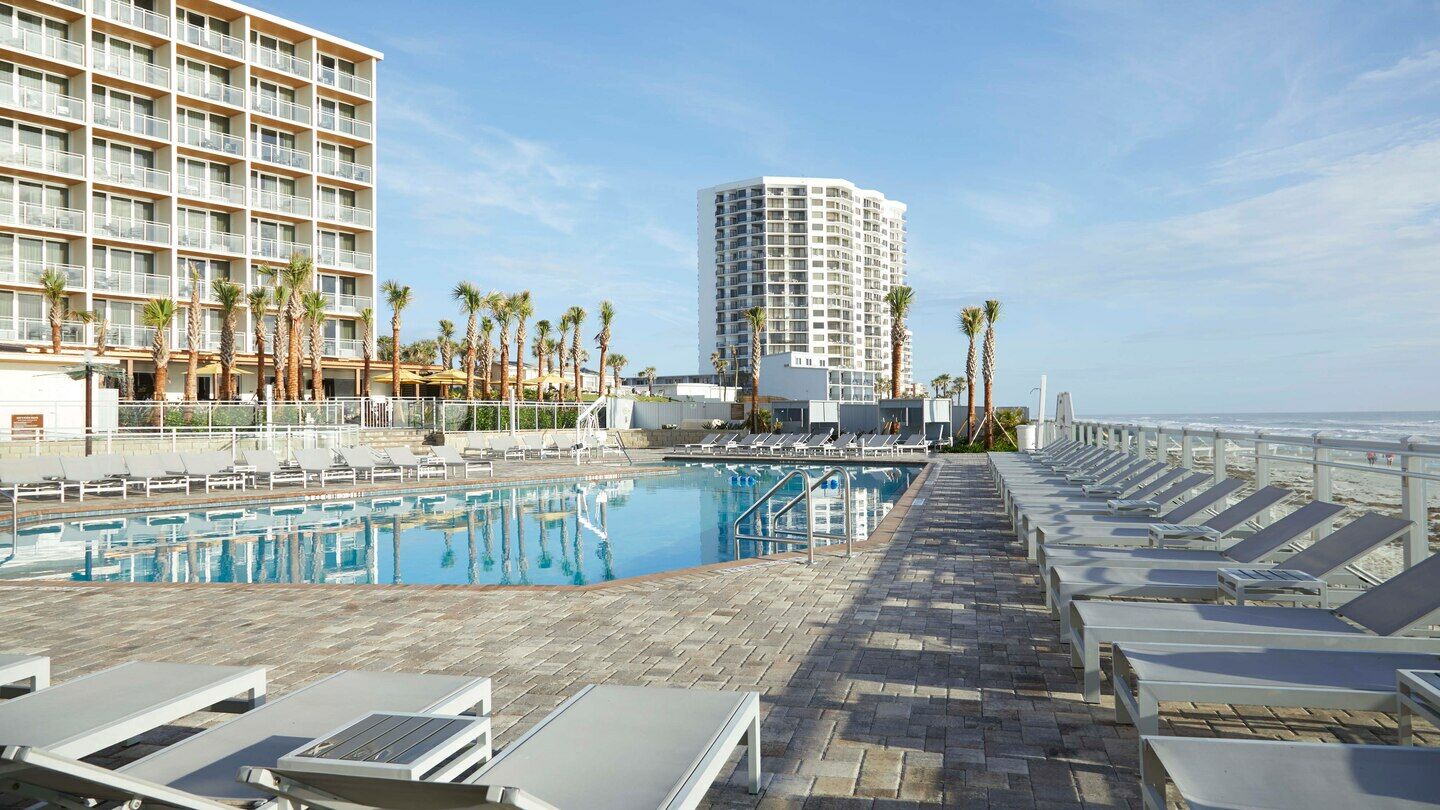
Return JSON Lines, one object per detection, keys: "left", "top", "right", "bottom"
{"left": 177, "top": 8, "right": 229, "bottom": 36}
{"left": 178, "top": 206, "right": 231, "bottom": 235}
{"left": 317, "top": 98, "right": 355, "bottom": 126}
{"left": 0, "top": 232, "right": 68, "bottom": 272}
{"left": 91, "top": 85, "right": 155, "bottom": 117}
{"left": 179, "top": 255, "right": 232, "bottom": 284}
{"left": 250, "top": 31, "right": 294, "bottom": 56}
{"left": 177, "top": 156, "right": 229, "bottom": 187}
{"left": 92, "top": 245, "right": 157, "bottom": 277}
{"left": 1, "top": 61, "right": 68, "bottom": 97}
{"left": 92, "top": 32, "right": 155, "bottom": 65}
{"left": 318, "top": 185, "right": 355, "bottom": 209}
{"left": 93, "top": 137, "right": 156, "bottom": 170}
{"left": 251, "top": 77, "right": 295, "bottom": 106}
{"left": 0, "top": 176, "right": 69, "bottom": 208}
{"left": 317, "top": 140, "right": 356, "bottom": 164}
{"left": 252, "top": 125, "right": 295, "bottom": 150}
{"left": 178, "top": 107, "right": 230, "bottom": 135}
{"left": 176, "top": 57, "right": 230, "bottom": 86}
{"left": 0, "top": 118, "right": 67, "bottom": 154}
{"left": 251, "top": 218, "right": 296, "bottom": 250}
{"left": 91, "top": 192, "right": 155, "bottom": 224}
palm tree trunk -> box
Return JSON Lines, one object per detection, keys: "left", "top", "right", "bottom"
{"left": 390, "top": 317, "right": 401, "bottom": 399}
{"left": 890, "top": 338, "right": 902, "bottom": 399}
{"left": 983, "top": 327, "right": 996, "bottom": 449}
{"left": 497, "top": 333, "right": 510, "bottom": 402}
{"left": 48, "top": 307, "right": 61, "bottom": 354}
{"left": 254, "top": 326, "right": 267, "bottom": 402}
{"left": 219, "top": 315, "right": 234, "bottom": 400}
{"left": 463, "top": 318, "right": 477, "bottom": 399}
{"left": 185, "top": 294, "right": 201, "bottom": 402}
{"left": 513, "top": 325, "right": 526, "bottom": 402}
{"left": 479, "top": 340, "right": 492, "bottom": 399}
{"left": 965, "top": 335, "right": 978, "bottom": 444}
{"left": 310, "top": 321, "right": 324, "bottom": 401}
{"left": 287, "top": 300, "right": 302, "bottom": 401}
{"left": 597, "top": 341, "right": 608, "bottom": 397}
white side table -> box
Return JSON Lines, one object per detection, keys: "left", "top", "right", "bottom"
{"left": 278, "top": 711, "right": 492, "bottom": 781}
{"left": 1397, "top": 669, "right": 1440, "bottom": 745}
{"left": 1217, "top": 568, "right": 1328, "bottom": 607}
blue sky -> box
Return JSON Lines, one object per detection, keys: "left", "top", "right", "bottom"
{"left": 279, "top": 0, "right": 1440, "bottom": 414}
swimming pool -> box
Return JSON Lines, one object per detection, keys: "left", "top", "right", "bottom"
{"left": 4, "top": 462, "right": 919, "bottom": 586}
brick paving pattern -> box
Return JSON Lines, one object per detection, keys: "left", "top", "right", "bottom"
{"left": 0, "top": 455, "right": 1428, "bottom": 808}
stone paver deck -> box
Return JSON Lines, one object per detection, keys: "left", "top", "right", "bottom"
{"left": 0, "top": 455, "right": 1429, "bottom": 808}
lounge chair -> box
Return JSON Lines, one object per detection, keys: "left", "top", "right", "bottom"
{"left": 761, "top": 434, "right": 796, "bottom": 455}
{"left": 681, "top": 433, "right": 720, "bottom": 454}
{"left": 595, "top": 431, "right": 624, "bottom": 457}
{"left": 519, "top": 435, "right": 560, "bottom": 460}
{"left": 0, "top": 670, "right": 489, "bottom": 809}
{"left": 0, "top": 661, "right": 264, "bottom": 758}
{"left": 241, "top": 450, "right": 307, "bottom": 490}
{"left": 491, "top": 435, "right": 525, "bottom": 460}
{"left": 726, "top": 434, "right": 761, "bottom": 454}
{"left": 180, "top": 451, "right": 247, "bottom": 492}
{"left": 58, "top": 457, "right": 128, "bottom": 501}
{"left": 295, "top": 448, "right": 358, "bottom": 487}
{"left": 1049, "top": 511, "right": 1410, "bottom": 636}
{"left": 895, "top": 433, "right": 928, "bottom": 454}
{"left": 429, "top": 444, "right": 494, "bottom": 477}
{"left": 241, "top": 684, "right": 760, "bottom": 810}
{"left": 0, "top": 652, "right": 48, "bottom": 697}
{"left": 788, "top": 434, "right": 820, "bottom": 455}
{"left": 1138, "top": 736, "right": 1440, "bottom": 810}
{"left": 824, "top": 434, "right": 858, "bottom": 456}
{"left": 1007, "top": 466, "right": 1196, "bottom": 533}
{"left": 1067, "top": 549, "right": 1440, "bottom": 702}
{"left": 339, "top": 446, "right": 405, "bottom": 482}
{"left": 121, "top": 455, "right": 190, "bottom": 497}
{"left": 0, "top": 458, "right": 66, "bottom": 502}
{"left": 386, "top": 446, "right": 448, "bottom": 479}
{"left": 1028, "top": 478, "right": 1253, "bottom": 562}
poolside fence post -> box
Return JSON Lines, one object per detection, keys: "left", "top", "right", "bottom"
{"left": 1253, "top": 432, "right": 1273, "bottom": 526}
{"left": 1211, "top": 431, "right": 1225, "bottom": 484}
{"left": 1399, "top": 437, "right": 1428, "bottom": 569}
{"left": 1180, "top": 432, "right": 1194, "bottom": 469}
{"left": 1155, "top": 427, "right": 1167, "bottom": 464}
{"left": 1311, "top": 432, "right": 1333, "bottom": 541}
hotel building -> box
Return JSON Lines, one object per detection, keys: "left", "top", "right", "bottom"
{"left": 698, "top": 176, "right": 910, "bottom": 403}
{"left": 0, "top": 0, "right": 379, "bottom": 397}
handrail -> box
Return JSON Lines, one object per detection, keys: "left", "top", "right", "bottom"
{"left": 733, "top": 466, "right": 853, "bottom": 565}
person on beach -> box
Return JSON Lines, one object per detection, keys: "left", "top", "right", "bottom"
{"left": 1367, "top": 452, "right": 1377, "bottom": 465}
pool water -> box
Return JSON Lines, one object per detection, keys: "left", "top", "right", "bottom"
{"left": 8, "top": 463, "right": 918, "bottom": 586}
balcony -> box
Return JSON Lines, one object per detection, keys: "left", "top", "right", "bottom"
{"left": 92, "top": 0, "right": 168, "bottom": 36}
{"left": 317, "top": 155, "right": 371, "bottom": 184}
{"left": 315, "top": 66, "right": 372, "bottom": 98}
{"left": 318, "top": 200, "right": 372, "bottom": 228}
{"left": 92, "top": 103, "right": 169, "bottom": 139}
{"left": 250, "top": 44, "right": 310, "bottom": 79}
{"left": 317, "top": 111, "right": 370, "bottom": 140}
{"left": 0, "top": 81, "right": 83, "bottom": 121}
{"left": 177, "top": 125, "right": 242, "bottom": 157}
{"left": 251, "top": 94, "right": 310, "bottom": 125}
{"left": 251, "top": 188, "right": 310, "bottom": 217}
{"left": 0, "top": 22, "right": 84, "bottom": 65}
{"left": 175, "top": 72, "right": 243, "bottom": 107}
{"left": 180, "top": 327, "right": 250, "bottom": 352}
{"left": 94, "top": 159, "right": 170, "bottom": 192}
{"left": 0, "top": 141, "right": 83, "bottom": 176}
{"left": 316, "top": 246, "right": 371, "bottom": 272}
{"left": 176, "top": 21, "right": 244, "bottom": 58}
{"left": 176, "top": 174, "right": 244, "bottom": 205}
{"left": 46, "top": 0, "right": 83, "bottom": 7}
{"left": 93, "top": 213, "right": 169, "bottom": 244}
{"left": 93, "top": 50, "right": 169, "bottom": 87}
{"left": 93, "top": 268, "right": 169, "bottom": 297}
{"left": 0, "top": 199, "right": 84, "bottom": 232}
{"left": 106, "top": 322, "right": 156, "bottom": 348}
{"left": 321, "top": 291, "right": 369, "bottom": 313}
{"left": 251, "top": 141, "right": 309, "bottom": 170}
{"left": 251, "top": 237, "right": 309, "bottom": 261}
{"left": 14, "top": 316, "right": 81, "bottom": 343}
{"left": 178, "top": 228, "right": 242, "bottom": 254}
{"left": 324, "top": 337, "right": 363, "bottom": 358}
{"left": 0, "top": 257, "right": 82, "bottom": 286}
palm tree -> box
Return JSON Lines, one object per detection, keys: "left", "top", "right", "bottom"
{"left": 70, "top": 309, "right": 103, "bottom": 356}
{"left": 959, "top": 306, "right": 984, "bottom": 443}
{"left": 982, "top": 299, "right": 1002, "bottom": 449}
{"left": 510, "top": 291, "right": 533, "bottom": 401}
{"left": 247, "top": 288, "right": 269, "bottom": 401}
{"left": 607, "top": 353, "right": 627, "bottom": 394}
{"left": 743, "top": 306, "right": 766, "bottom": 427}
{"left": 39, "top": 268, "right": 68, "bottom": 353}
{"left": 452, "top": 282, "right": 484, "bottom": 399}
{"left": 382, "top": 281, "right": 412, "bottom": 398}
{"left": 477, "top": 316, "right": 495, "bottom": 399}
{"left": 213, "top": 279, "right": 242, "bottom": 400}
{"left": 883, "top": 285, "right": 914, "bottom": 400}
{"left": 358, "top": 307, "right": 374, "bottom": 397}
{"left": 488, "top": 295, "right": 512, "bottom": 401}
{"left": 280, "top": 253, "right": 313, "bottom": 400}
{"left": 303, "top": 291, "right": 327, "bottom": 400}
{"left": 641, "top": 365, "right": 657, "bottom": 396}
{"left": 437, "top": 319, "right": 455, "bottom": 370}
{"left": 141, "top": 298, "right": 176, "bottom": 407}
{"left": 557, "top": 310, "right": 575, "bottom": 395}
{"left": 184, "top": 270, "right": 203, "bottom": 402}
{"left": 532, "top": 319, "right": 553, "bottom": 379}
{"left": 271, "top": 285, "right": 290, "bottom": 401}
{"left": 565, "top": 306, "right": 586, "bottom": 400}
{"left": 931, "top": 373, "right": 951, "bottom": 399}
{"left": 594, "top": 300, "right": 614, "bottom": 397}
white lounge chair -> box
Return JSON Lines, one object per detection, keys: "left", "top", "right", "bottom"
{"left": 58, "top": 457, "right": 128, "bottom": 501}
{"left": 0, "top": 458, "right": 66, "bottom": 502}
{"left": 0, "top": 652, "right": 48, "bottom": 697}
{"left": 295, "top": 448, "right": 357, "bottom": 487}
{"left": 386, "top": 446, "right": 448, "bottom": 479}
{"left": 681, "top": 433, "right": 721, "bottom": 454}
{"left": 339, "top": 446, "right": 405, "bottom": 482}
{"left": 181, "top": 451, "right": 247, "bottom": 492}
{"left": 429, "top": 444, "right": 494, "bottom": 477}
{"left": 242, "top": 450, "right": 307, "bottom": 490}
{"left": 122, "top": 455, "right": 190, "bottom": 497}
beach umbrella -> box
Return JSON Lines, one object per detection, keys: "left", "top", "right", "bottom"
{"left": 424, "top": 368, "right": 470, "bottom": 385}
{"left": 524, "top": 372, "right": 570, "bottom": 388}
{"left": 195, "top": 362, "right": 252, "bottom": 376}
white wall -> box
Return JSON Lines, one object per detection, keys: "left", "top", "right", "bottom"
{"left": 0, "top": 358, "right": 119, "bottom": 437}
{"left": 759, "top": 353, "right": 829, "bottom": 401}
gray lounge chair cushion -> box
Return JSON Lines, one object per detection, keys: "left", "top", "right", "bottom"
{"left": 1202, "top": 486, "right": 1291, "bottom": 533}
{"left": 1280, "top": 513, "right": 1410, "bottom": 577}
{"left": 1074, "top": 601, "right": 1362, "bottom": 635}
{"left": 1216, "top": 501, "right": 1346, "bottom": 563}
{"left": 1055, "top": 567, "right": 1220, "bottom": 589}
{"left": 261, "top": 769, "right": 555, "bottom": 809}
{"left": 1120, "top": 644, "right": 1440, "bottom": 692}
{"left": 1335, "top": 550, "right": 1440, "bottom": 637}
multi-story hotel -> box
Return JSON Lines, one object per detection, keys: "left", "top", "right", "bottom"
{"left": 0, "top": 0, "right": 379, "bottom": 397}
{"left": 698, "top": 176, "right": 910, "bottom": 403}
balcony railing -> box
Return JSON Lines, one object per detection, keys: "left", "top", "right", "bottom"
{"left": 318, "top": 200, "right": 372, "bottom": 227}
{"left": 0, "top": 141, "right": 83, "bottom": 176}
{"left": 0, "top": 22, "right": 84, "bottom": 65}
{"left": 317, "top": 156, "right": 371, "bottom": 183}
{"left": 15, "top": 316, "right": 81, "bottom": 343}
{"left": 92, "top": 103, "right": 169, "bottom": 139}
{"left": 251, "top": 94, "right": 310, "bottom": 125}
{"left": 94, "top": 159, "right": 170, "bottom": 192}
{"left": 93, "top": 268, "right": 169, "bottom": 297}
{"left": 316, "top": 247, "right": 371, "bottom": 272}
{"left": 92, "top": 0, "right": 169, "bottom": 36}
{"left": 177, "top": 125, "right": 242, "bottom": 156}
{"left": 93, "top": 213, "right": 169, "bottom": 244}
{"left": 176, "top": 21, "right": 244, "bottom": 58}
{"left": 315, "top": 66, "right": 372, "bottom": 98}
{"left": 0, "top": 81, "right": 83, "bottom": 121}
{"left": 178, "top": 228, "right": 243, "bottom": 254}
{"left": 0, "top": 199, "right": 85, "bottom": 232}
{"left": 93, "top": 50, "right": 170, "bottom": 86}
{"left": 324, "top": 338, "right": 363, "bottom": 358}
{"left": 250, "top": 44, "right": 310, "bottom": 78}
{"left": 175, "top": 72, "right": 243, "bottom": 107}
{"left": 176, "top": 174, "right": 244, "bottom": 205}
{"left": 321, "top": 291, "right": 369, "bottom": 313}
{"left": 251, "top": 189, "right": 310, "bottom": 217}
{"left": 47, "top": 0, "right": 83, "bottom": 8}
{"left": 317, "top": 111, "right": 371, "bottom": 140}
{"left": 251, "top": 141, "right": 310, "bottom": 170}
{"left": 251, "top": 237, "right": 309, "bottom": 261}
{"left": 0, "top": 257, "right": 82, "bottom": 286}
{"left": 106, "top": 322, "right": 156, "bottom": 348}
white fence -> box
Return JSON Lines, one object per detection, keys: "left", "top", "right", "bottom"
{"left": 103, "top": 397, "right": 586, "bottom": 434}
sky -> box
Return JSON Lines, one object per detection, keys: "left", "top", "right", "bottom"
{"left": 276, "top": 0, "right": 1440, "bottom": 414}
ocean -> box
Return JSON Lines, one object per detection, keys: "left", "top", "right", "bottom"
{"left": 1082, "top": 411, "right": 1440, "bottom": 443}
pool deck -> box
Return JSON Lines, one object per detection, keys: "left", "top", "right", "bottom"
{"left": 0, "top": 454, "right": 1430, "bottom": 808}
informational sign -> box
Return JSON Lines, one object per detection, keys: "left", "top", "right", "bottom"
{"left": 10, "top": 413, "right": 43, "bottom": 438}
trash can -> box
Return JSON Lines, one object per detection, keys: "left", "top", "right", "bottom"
{"left": 1016, "top": 424, "right": 1038, "bottom": 451}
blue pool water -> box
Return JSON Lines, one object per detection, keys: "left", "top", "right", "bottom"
{"left": 8, "top": 463, "right": 918, "bottom": 586}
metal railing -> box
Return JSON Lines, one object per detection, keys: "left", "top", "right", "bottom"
{"left": 317, "top": 156, "right": 371, "bottom": 183}
{"left": 94, "top": 159, "right": 170, "bottom": 192}
{"left": 175, "top": 71, "right": 244, "bottom": 106}
{"left": 0, "top": 258, "right": 82, "bottom": 286}
{"left": 250, "top": 44, "right": 310, "bottom": 78}
{"left": 251, "top": 94, "right": 310, "bottom": 125}
{"left": 0, "top": 81, "right": 83, "bottom": 120}
{"left": 316, "top": 246, "right": 371, "bottom": 271}
{"left": 252, "top": 141, "right": 310, "bottom": 170}
{"left": 0, "top": 423, "right": 359, "bottom": 456}
{"left": 178, "top": 126, "right": 243, "bottom": 156}
{"left": 321, "top": 291, "right": 369, "bottom": 313}
{"left": 318, "top": 200, "right": 372, "bottom": 227}
{"left": 92, "top": 0, "right": 169, "bottom": 36}
{"left": 93, "top": 50, "right": 169, "bottom": 86}
{"left": 315, "top": 67, "right": 372, "bottom": 98}
{"left": 317, "top": 111, "right": 371, "bottom": 140}
{"left": 93, "top": 213, "right": 169, "bottom": 244}
{"left": 251, "top": 238, "right": 310, "bottom": 261}
{"left": 94, "top": 269, "right": 168, "bottom": 297}
{"left": 0, "top": 199, "right": 85, "bottom": 232}
{"left": 252, "top": 189, "right": 310, "bottom": 216}
{"left": 176, "top": 174, "right": 245, "bottom": 205}
{"left": 733, "top": 467, "right": 853, "bottom": 565}
{"left": 176, "top": 22, "right": 244, "bottom": 58}
{"left": 0, "top": 22, "right": 83, "bottom": 64}
{"left": 0, "top": 141, "right": 83, "bottom": 175}
{"left": 178, "top": 228, "right": 243, "bottom": 254}
{"left": 93, "top": 103, "right": 169, "bottom": 139}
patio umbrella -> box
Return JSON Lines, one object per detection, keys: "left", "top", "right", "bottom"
{"left": 195, "top": 362, "right": 252, "bottom": 376}
{"left": 524, "top": 372, "right": 570, "bottom": 388}
{"left": 424, "top": 369, "right": 470, "bottom": 385}
{"left": 373, "top": 370, "right": 427, "bottom": 384}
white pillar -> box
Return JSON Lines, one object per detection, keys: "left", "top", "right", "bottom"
{"left": 1155, "top": 427, "right": 1168, "bottom": 465}
{"left": 1311, "top": 432, "right": 1333, "bottom": 541}
{"left": 1399, "top": 437, "right": 1429, "bottom": 568}
{"left": 1180, "top": 432, "right": 1194, "bottom": 469}
{"left": 1253, "top": 431, "right": 1273, "bottom": 526}
{"left": 1212, "top": 432, "right": 1226, "bottom": 484}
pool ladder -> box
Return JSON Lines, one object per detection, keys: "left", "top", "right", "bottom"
{"left": 733, "top": 467, "right": 852, "bottom": 565}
